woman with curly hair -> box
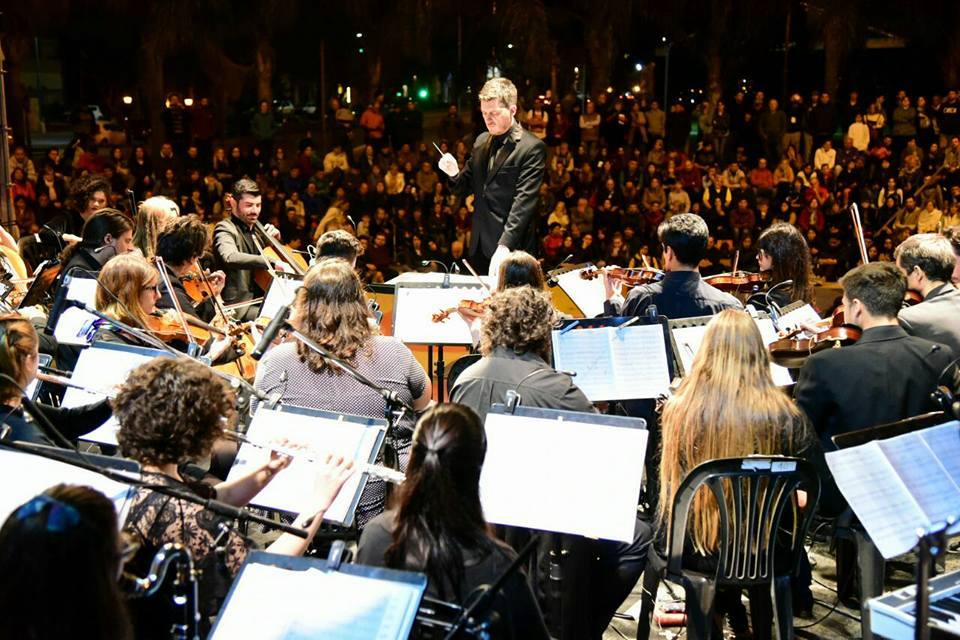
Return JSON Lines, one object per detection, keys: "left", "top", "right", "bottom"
{"left": 756, "top": 221, "right": 816, "bottom": 308}
{"left": 252, "top": 259, "right": 432, "bottom": 526}
{"left": 116, "top": 357, "right": 354, "bottom": 638}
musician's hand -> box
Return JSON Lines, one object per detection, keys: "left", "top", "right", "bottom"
{"left": 438, "top": 152, "right": 459, "bottom": 178}
{"left": 263, "top": 223, "right": 282, "bottom": 240}
{"left": 307, "top": 454, "right": 355, "bottom": 514}
{"left": 273, "top": 261, "right": 291, "bottom": 273}
{"left": 208, "top": 270, "right": 226, "bottom": 295}
{"left": 207, "top": 336, "right": 234, "bottom": 363}
{"left": 488, "top": 244, "right": 510, "bottom": 280}
{"left": 62, "top": 233, "right": 82, "bottom": 244}
{"left": 262, "top": 450, "right": 293, "bottom": 480}
{"left": 603, "top": 268, "right": 623, "bottom": 300}
{"left": 456, "top": 304, "right": 484, "bottom": 322}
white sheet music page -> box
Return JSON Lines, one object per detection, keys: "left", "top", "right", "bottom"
{"left": 879, "top": 428, "right": 960, "bottom": 527}
{"left": 826, "top": 442, "right": 929, "bottom": 559}
{"left": 65, "top": 344, "right": 170, "bottom": 446}
{"left": 920, "top": 422, "right": 960, "bottom": 482}
{"left": 612, "top": 325, "right": 671, "bottom": 399}
{"left": 776, "top": 303, "right": 821, "bottom": 335}
{"left": 211, "top": 562, "right": 422, "bottom": 640}
{"left": 392, "top": 285, "right": 487, "bottom": 344}
{"left": 552, "top": 328, "right": 612, "bottom": 400}
{"left": 227, "top": 407, "right": 382, "bottom": 525}
{"left": 53, "top": 277, "right": 100, "bottom": 345}
{"left": 258, "top": 276, "right": 302, "bottom": 321}
{"left": 555, "top": 267, "right": 606, "bottom": 318}
{"left": 0, "top": 448, "right": 135, "bottom": 526}
{"left": 753, "top": 317, "right": 796, "bottom": 386}
{"left": 671, "top": 325, "right": 708, "bottom": 377}
{"left": 480, "top": 412, "right": 647, "bottom": 542}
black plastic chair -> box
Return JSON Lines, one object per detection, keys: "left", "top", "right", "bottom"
{"left": 636, "top": 456, "right": 820, "bottom": 640}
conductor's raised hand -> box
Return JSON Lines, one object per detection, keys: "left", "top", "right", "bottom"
{"left": 438, "top": 153, "right": 459, "bottom": 178}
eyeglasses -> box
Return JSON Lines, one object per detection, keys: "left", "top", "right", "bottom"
{"left": 15, "top": 495, "right": 81, "bottom": 532}
{"left": 142, "top": 284, "right": 160, "bottom": 293}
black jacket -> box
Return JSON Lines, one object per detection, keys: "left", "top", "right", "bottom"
{"left": 605, "top": 270, "right": 743, "bottom": 319}
{"left": 449, "top": 120, "right": 546, "bottom": 259}
{"left": 2, "top": 398, "right": 113, "bottom": 446}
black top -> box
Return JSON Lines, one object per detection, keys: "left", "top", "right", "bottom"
{"left": 1, "top": 398, "right": 112, "bottom": 445}
{"left": 357, "top": 510, "right": 550, "bottom": 640}
{"left": 156, "top": 264, "right": 217, "bottom": 324}
{"left": 605, "top": 270, "right": 743, "bottom": 319}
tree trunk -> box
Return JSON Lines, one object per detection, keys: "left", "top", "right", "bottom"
{"left": 139, "top": 41, "right": 166, "bottom": 156}
{"left": 822, "top": 13, "right": 846, "bottom": 97}
{"left": 586, "top": 23, "right": 615, "bottom": 94}
{"left": 255, "top": 40, "right": 274, "bottom": 103}
{"left": 4, "top": 37, "right": 30, "bottom": 146}
{"left": 368, "top": 56, "right": 382, "bottom": 103}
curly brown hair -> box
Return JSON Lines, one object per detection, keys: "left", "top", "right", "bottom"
{"left": 293, "top": 259, "right": 375, "bottom": 373}
{"left": 479, "top": 286, "right": 556, "bottom": 360}
{"left": 114, "top": 358, "right": 236, "bottom": 466}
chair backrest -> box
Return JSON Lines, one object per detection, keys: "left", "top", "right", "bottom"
{"left": 666, "top": 456, "right": 820, "bottom": 586}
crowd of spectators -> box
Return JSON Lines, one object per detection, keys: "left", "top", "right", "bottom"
{"left": 10, "top": 85, "right": 960, "bottom": 282}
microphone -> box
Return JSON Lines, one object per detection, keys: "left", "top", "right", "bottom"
{"left": 546, "top": 254, "right": 575, "bottom": 288}
{"left": 421, "top": 260, "right": 451, "bottom": 288}
{"left": 252, "top": 305, "right": 291, "bottom": 360}
{"left": 44, "top": 270, "right": 75, "bottom": 335}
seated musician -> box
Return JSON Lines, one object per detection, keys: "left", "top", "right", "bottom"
{"left": 315, "top": 229, "right": 361, "bottom": 267}
{"left": 604, "top": 213, "right": 742, "bottom": 319}
{"left": 895, "top": 233, "right": 960, "bottom": 354}
{"left": 56, "top": 209, "right": 136, "bottom": 286}
{"left": 155, "top": 215, "right": 226, "bottom": 324}
{"left": 133, "top": 195, "right": 180, "bottom": 257}
{"left": 942, "top": 225, "right": 960, "bottom": 285}
{"left": 115, "top": 357, "right": 354, "bottom": 637}
{"left": 0, "top": 314, "right": 111, "bottom": 445}
{"left": 658, "top": 309, "right": 815, "bottom": 628}
{"left": 457, "top": 250, "right": 547, "bottom": 343}
{"left": 357, "top": 404, "right": 550, "bottom": 640}
{"left": 793, "top": 262, "right": 955, "bottom": 515}
{"left": 0, "top": 484, "right": 133, "bottom": 640}
{"left": 213, "top": 178, "right": 287, "bottom": 320}
{"left": 252, "top": 259, "right": 432, "bottom": 527}
{"left": 450, "top": 285, "right": 652, "bottom": 639}
{"left": 756, "top": 222, "right": 816, "bottom": 308}
{"left": 95, "top": 254, "right": 233, "bottom": 362}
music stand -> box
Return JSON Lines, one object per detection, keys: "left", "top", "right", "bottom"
{"left": 549, "top": 263, "right": 606, "bottom": 318}
{"left": 392, "top": 281, "right": 487, "bottom": 401}
{"left": 209, "top": 550, "right": 427, "bottom": 640}
{"left": 257, "top": 274, "right": 302, "bottom": 321}
{"left": 0, "top": 440, "right": 139, "bottom": 526}
{"left": 225, "top": 404, "right": 387, "bottom": 528}
{"left": 48, "top": 275, "right": 99, "bottom": 345}
{"left": 16, "top": 259, "right": 61, "bottom": 309}
{"left": 60, "top": 340, "right": 173, "bottom": 446}
{"left": 551, "top": 315, "right": 675, "bottom": 402}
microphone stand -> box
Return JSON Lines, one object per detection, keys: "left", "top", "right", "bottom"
{"left": 280, "top": 322, "right": 414, "bottom": 470}
{"left": 442, "top": 534, "right": 541, "bottom": 640}
{"left": 0, "top": 422, "right": 310, "bottom": 539}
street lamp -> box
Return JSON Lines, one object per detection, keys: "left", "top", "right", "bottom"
{"left": 183, "top": 98, "right": 194, "bottom": 107}
{"left": 122, "top": 95, "right": 133, "bottom": 105}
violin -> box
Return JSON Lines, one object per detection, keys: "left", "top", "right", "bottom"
{"left": 703, "top": 270, "right": 772, "bottom": 291}
{"left": 179, "top": 267, "right": 217, "bottom": 304}
{"left": 768, "top": 310, "right": 862, "bottom": 368}
{"left": 432, "top": 299, "right": 488, "bottom": 323}
{"left": 145, "top": 311, "right": 224, "bottom": 344}
{"left": 580, "top": 266, "right": 665, "bottom": 287}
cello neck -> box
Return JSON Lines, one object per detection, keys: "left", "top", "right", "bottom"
{"left": 253, "top": 221, "right": 307, "bottom": 276}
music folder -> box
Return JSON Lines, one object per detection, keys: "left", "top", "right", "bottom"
{"left": 210, "top": 551, "right": 427, "bottom": 640}
{"left": 479, "top": 404, "right": 648, "bottom": 542}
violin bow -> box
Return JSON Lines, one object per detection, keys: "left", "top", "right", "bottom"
{"left": 153, "top": 256, "right": 201, "bottom": 354}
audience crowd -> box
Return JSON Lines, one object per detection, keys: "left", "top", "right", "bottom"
{"left": 11, "top": 86, "right": 960, "bottom": 282}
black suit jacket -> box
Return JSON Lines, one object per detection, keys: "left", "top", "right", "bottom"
{"left": 450, "top": 120, "right": 546, "bottom": 259}
{"left": 793, "top": 324, "right": 955, "bottom": 513}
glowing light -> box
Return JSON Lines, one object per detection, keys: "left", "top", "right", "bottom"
{"left": 507, "top": 43, "right": 514, "bottom": 49}
{"left": 635, "top": 63, "right": 643, "bottom": 72}
{"left": 632, "top": 85, "right": 641, "bottom": 93}
{"left": 183, "top": 98, "right": 194, "bottom": 107}
{"left": 417, "top": 87, "right": 429, "bottom": 100}
{"left": 606, "top": 86, "right": 614, "bottom": 93}
{"left": 122, "top": 95, "right": 133, "bottom": 105}
{"left": 356, "top": 32, "right": 363, "bottom": 38}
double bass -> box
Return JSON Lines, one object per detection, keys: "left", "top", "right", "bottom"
{"left": 251, "top": 221, "right": 309, "bottom": 292}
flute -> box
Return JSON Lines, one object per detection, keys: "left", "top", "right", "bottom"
{"left": 223, "top": 430, "right": 406, "bottom": 484}
{"left": 35, "top": 372, "right": 116, "bottom": 396}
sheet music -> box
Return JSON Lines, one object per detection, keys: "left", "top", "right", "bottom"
{"left": 259, "top": 276, "right": 302, "bottom": 321}
{"left": 611, "top": 325, "right": 672, "bottom": 399}
{"left": 480, "top": 412, "right": 647, "bottom": 542}
{"left": 63, "top": 344, "right": 171, "bottom": 446}
{"left": 53, "top": 277, "right": 100, "bottom": 345}
{"left": 671, "top": 325, "right": 708, "bottom": 376}
{"left": 386, "top": 272, "right": 495, "bottom": 288}
{"left": 211, "top": 562, "right": 423, "bottom": 640}
{"left": 226, "top": 407, "right": 384, "bottom": 526}
{"left": 776, "top": 303, "right": 821, "bottom": 334}
{"left": 554, "top": 267, "right": 606, "bottom": 318}
{"left": 552, "top": 328, "right": 612, "bottom": 400}
{"left": 392, "top": 285, "right": 487, "bottom": 345}
{"left": 753, "top": 317, "right": 796, "bottom": 386}
{"left": 920, "top": 422, "right": 960, "bottom": 481}
{"left": 879, "top": 431, "right": 960, "bottom": 526}
{"left": 0, "top": 448, "right": 135, "bottom": 526}
{"left": 826, "top": 442, "right": 930, "bottom": 559}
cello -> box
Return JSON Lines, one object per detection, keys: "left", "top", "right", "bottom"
{"left": 251, "top": 221, "right": 309, "bottom": 293}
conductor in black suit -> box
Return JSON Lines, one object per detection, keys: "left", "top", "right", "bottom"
{"left": 438, "top": 77, "right": 546, "bottom": 277}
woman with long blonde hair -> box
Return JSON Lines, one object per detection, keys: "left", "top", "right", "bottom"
{"left": 657, "top": 309, "right": 813, "bottom": 630}
{"left": 133, "top": 196, "right": 179, "bottom": 257}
